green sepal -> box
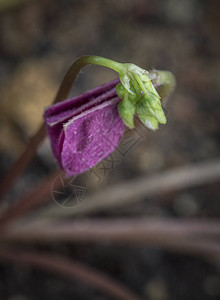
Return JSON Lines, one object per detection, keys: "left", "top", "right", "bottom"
{"left": 119, "top": 74, "right": 135, "bottom": 95}
{"left": 144, "top": 92, "right": 166, "bottom": 124}
{"left": 116, "top": 83, "right": 137, "bottom": 103}
{"left": 140, "top": 75, "right": 159, "bottom": 96}
{"left": 136, "top": 98, "right": 158, "bottom": 130}
{"left": 136, "top": 93, "right": 166, "bottom": 130}
{"left": 118, "top": 96, "right": 135, "bottom": 129}
{"left": 115, "top": 63, "right": 168, "bottom": 130}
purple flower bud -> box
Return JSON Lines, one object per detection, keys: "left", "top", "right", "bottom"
{"left": 44, "top": 79, "right": 126, "bottom": 176}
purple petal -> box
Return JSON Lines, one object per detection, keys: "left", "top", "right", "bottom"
{"left": 45, "top": 79, "right": 120, "bottom": 125}
{"left": 60, "top": 97, "right": 125, "bottom": 176}
{"left": 44, "top": 79, "right": 125, "bottom": 176}
{"left": 44, "top": 79, "right": 119, "bottom": 164}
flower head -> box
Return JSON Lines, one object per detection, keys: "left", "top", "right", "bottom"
{"left": 44, "top": 79, "right": 125, "bottom": 176}
{"left": 44, "top": 56, "right": 175, "bottom": 176}
{"left": 116, "top": 63, "right": 166, "bottom": 130}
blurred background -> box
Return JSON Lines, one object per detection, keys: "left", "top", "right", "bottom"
{"left": 0, "top": 0, "right": 220, "bottom": 299}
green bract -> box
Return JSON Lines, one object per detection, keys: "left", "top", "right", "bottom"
{"left": 115, "top": 63, "right": 166, "bottom": 130}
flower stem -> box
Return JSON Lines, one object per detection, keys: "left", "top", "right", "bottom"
{"left": 54, "top": 56, "right": 123, "bottom": 103}
{"left": 0, "top": 249, "right": 143, "bottom": 300}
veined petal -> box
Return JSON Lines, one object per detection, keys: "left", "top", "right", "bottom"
{"left": 60, "top": 97, "right": 125, "bottom": 176}
{"left": 44, "top": 79, "right": 125, "bottom": 176}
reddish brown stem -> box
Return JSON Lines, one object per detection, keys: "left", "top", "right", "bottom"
{"left": 0, "top": 248, "right": 143, "bottom": 300}
{"left": 0, "top": 124, "right": 46, "bottom": 201}
{"left": 0, "top": 169, "right": 63, "bottom": 229}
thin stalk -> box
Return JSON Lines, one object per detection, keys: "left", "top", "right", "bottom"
{"left": 0, "top": 248, "right": 143, "bottom": 300}
{"left": 0, "top": 169, "right": 63, "bottom": 229}
{"left": 0, "top": 124, "right": 46, "bottom": 201}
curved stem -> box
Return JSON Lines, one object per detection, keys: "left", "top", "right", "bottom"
{"left": 0, "top": 248, "right": 143, "bottom": 300}
{"left": 0, "top": 169, "right": 63, "bottom": 229}
{"left": 0, "top": 124, "right": 46, "bottom": 201}
{"left": 54, "top": 55, "right": 122, "bottom": 103}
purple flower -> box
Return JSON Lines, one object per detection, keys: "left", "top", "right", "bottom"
{"left": 44, "top": 79, "right": 126, "bottom": 176}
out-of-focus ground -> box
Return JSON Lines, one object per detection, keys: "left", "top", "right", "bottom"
{"left": 0, "top": 0, "right": 220, "bottom": 299}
